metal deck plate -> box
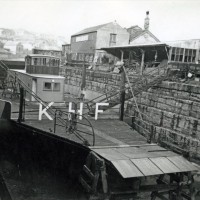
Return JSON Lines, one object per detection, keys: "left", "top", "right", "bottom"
{"left": 92, "top": 145, "right": 198, "bottom": 178}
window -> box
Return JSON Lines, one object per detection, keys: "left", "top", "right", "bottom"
{"left": 76, "top": 34, "right": 88, "bottom": 42}
{"left": 53, "top": 83, "right": 60, "bottom": 91}
{"left": 42, "top": 58, "right": 46, "bottom": 65}
{"left": 78, "top": 53, "right": 85, "bottom": 61}
{"left": 109, "top": 34, "right": 116, "bottom": 46}
{"left": 43, "top": 82, "right": 52, "bottom": 90}
{"left": 43, "top": 82, "right": 61, "bottom": 91}
{"left": 71, "top": 53, "right": 77, "bottom": 61}
{"left": 34, "top": 58, "right": 38, "bottom": 65}
{"left": 170, "top": 47, "right": 197, "bottom": 63}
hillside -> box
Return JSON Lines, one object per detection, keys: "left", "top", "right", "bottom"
{"left": 0, "top": 28, "right": 67, "bottom": 54}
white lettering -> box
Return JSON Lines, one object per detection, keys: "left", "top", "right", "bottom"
{"left": 95, "top": 103, "right": 109, "bottom": 120}
{"left": 68, "top": 102, "right": 83, "bottom": 120}
{"left": 39, "top": 102, "right": 54, "bottom": 120}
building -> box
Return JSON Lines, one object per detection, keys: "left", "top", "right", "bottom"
{"left": 70, "top": 21, "right": 129, "bottom": 64}
{"left": 61, "top": 44, "right": 71, "bottom": 64}
{"left": 127, "top": 11, "right": 160, "bottom": 45}
{"left": 166, "top": 39, "right": 200, "bottom": 63}
{"left": 32, "top": 48, "right": 62, "bottom": 59}
{"left": 62, "top": 44, "right": 71, "bottom": 57}
{"left": 12, "top": 54, "right": 65, "bottom": 102}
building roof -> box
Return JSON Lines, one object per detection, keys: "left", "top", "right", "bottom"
{"left": 1, "top": 59, "right": 25, "bottom": 70}
{"left": 72, "top": 22, "right": 113, "bottom": 36}
{"left": 62, "top": 44, "right": 70, "bottom": 46}
{"left": 26, "top": 54, "right": 60, "bottom": 59}
{"left": 130, "top": 29, "right": 160, "bottom": 43}
{"left": 127, "top": 25, "right": 160, "bottom": 43}
{"left": 102, "top": 42, "right": 168, "bottom": 49}
{"left": 11, "top": 69, "right": 65, "bottom": 79}
{"left": 33, "top": 48, "right": 62, "bottom": 52}
{"left": 101, "top": 42, "right": 169, "bottom": 61}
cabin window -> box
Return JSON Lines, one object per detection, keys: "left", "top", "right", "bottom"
{"left": 34, "top": 58, "right": 38, "bottom": 65}
{"left": 42, "top": 58, "right": 46, "bottom": 65}
{"left": 26, "top": 57, "right": 31, "bottom": 65}
{"left": 43, "top": 82, "right": 52, "bottom": 90}
{"left": 53, "top": 83, "right": 60, "bottom": 91}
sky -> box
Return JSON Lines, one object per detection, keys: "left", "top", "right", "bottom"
{"left": 0, "top": 0, "right": 200, "bottom": 43}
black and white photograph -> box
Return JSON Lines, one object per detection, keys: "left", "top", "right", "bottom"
{"left": 0, "top": 0, "right": 200, "bottom": 199}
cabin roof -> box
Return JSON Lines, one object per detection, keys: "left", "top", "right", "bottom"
{"left": 26, "top": 54, "right": 60, "bottom": 59}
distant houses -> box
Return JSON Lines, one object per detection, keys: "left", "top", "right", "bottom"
{"left": 63, "top": 12, "right": 161, "bottom": 66}
{"left": 127, "top": 11, "right": 160, "bottom": 45}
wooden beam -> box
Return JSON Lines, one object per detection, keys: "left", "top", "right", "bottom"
{"left": 119, "top": 67, "right": 125, "bottom": 121}
{"left": 83, "top": 165, "right": 94, "bottom": 180}
{"left": 79, "top": 176, "right": 92, "bottom": 193}
{"left": 18, "top": 87, "right": 25, "bottom": 123}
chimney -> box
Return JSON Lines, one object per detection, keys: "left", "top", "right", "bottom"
{"left": 144, "top": 11, "right": 150, "bottom": 30}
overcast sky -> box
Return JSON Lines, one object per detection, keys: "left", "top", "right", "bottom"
{"left": 0, "top": 0, "right": 199, "bottom": 43}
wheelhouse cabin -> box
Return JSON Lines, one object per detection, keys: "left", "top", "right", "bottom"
{"left": 25, "top": 54, "right": 60, "bottom": 75}
{"left": 13, "top": 54, "right": 64, "bottom": 102}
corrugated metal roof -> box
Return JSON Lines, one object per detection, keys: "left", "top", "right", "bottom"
{"left": 91, "top": 145, "right": 198, "bottom": 178}
{"left": 101, "top": 42, "right": 168, "bottom": 50}
{"left": 26, "top": 54, "right": 60, "bottom": 59}
{"left": 72, "top": 22, "right": 112, "bottom": 36}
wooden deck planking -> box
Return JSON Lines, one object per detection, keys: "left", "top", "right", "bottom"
{"left": 23, "top": 119, "right": 147, "bottom": 147}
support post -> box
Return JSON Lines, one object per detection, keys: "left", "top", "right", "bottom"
{"left": 132, "top": 116, "right": 135, "bottom": 129}
{"left": 81, "top": 55, "right": 86, "bottom": 91}
{"left": 120, "top": 50, "right": 124, "bottom": 62}
{"left": 119, "top": 67, "right": 125, "bottom": 121}
{"left": 140, "top": 50, "right": 145, "bottom": 75}
{"left": 169, "top": 47, "right": 172, "bottom": 62}
{"left": 80, "top": 55, "right": 86, "bottom": 100}
{"left": 148, "top": 125, "right": 154, "bottom": 143}
{"left": 195, "top": 47, "right": 200, "bottom": 64}
{"left": 18, "top": 87, "right": 25, "bottom": 123}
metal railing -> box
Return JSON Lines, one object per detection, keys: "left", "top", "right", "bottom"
{"left": 0, "top": 60, "right": 96, "bottom": 146}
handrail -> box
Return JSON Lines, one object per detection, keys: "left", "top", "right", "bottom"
{"left": 54, "top": 109, "right": 95, "bottom": 146}
{"left": 0, "top": 60, "right": 95, "bottom": 146}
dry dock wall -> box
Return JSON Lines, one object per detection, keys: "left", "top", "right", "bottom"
{"left": 127, "top": 81, "right": 200, "bottom": 158}
{"left": 65, "top": 67, "right": 120, "bottom": 99}
{"left": 65, "top": 67, "right": 200, "bottom": 158}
